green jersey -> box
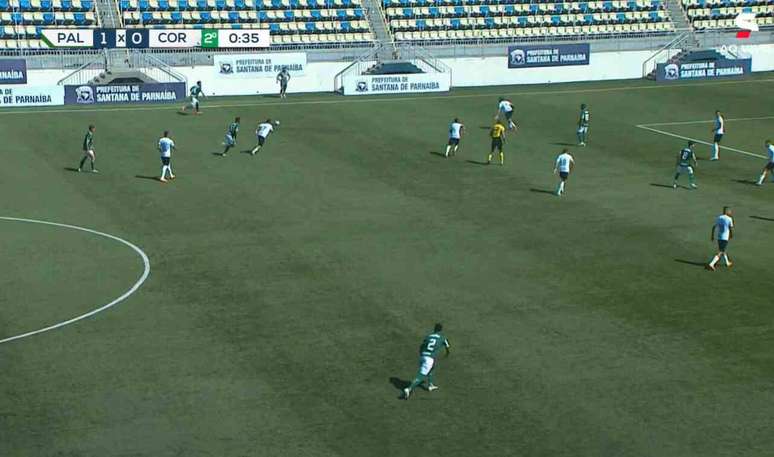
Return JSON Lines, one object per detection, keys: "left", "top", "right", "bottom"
{"left": 419, "top": 332, "right": 449, "bottom": 358}
{"left": 227, "top": 121, "right": 239, "bottom": 138}
{"left": 83, "top": 130, "right": 94, "bottom": 151}
{"left": 190, "top": 85, "right": 202, "bottom": 97}
{"left": 678, "top": 147, "right": 695, "bottom": 167}
{"left": 578, "top": 109, "right": 589, "bottom": 127}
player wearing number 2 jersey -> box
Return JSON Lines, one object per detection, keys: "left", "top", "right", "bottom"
{"left": 403, "top": 323, "right": 450, "bottom": 399}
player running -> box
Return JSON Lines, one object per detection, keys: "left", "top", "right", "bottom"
{"left": 220, "top": 117, "right": 240, "bottom": 157}
{"left": 445, "top": 117, "right": 464, "bottom": 157}
{"left": 673, "top": 141, "right": 698, "bottom": 189}
{"left": 402, "top": 323, "right": 450, "bottom": 400}
{"left": 158, "top": 131, "right": 176, "bottom": 183}
{"left": 577, "top": 103, "right": 590, "bottom": 146}
{"left": 495, "top": 97, "right": 516, "bottom": 130}
{"left": 276, "top": 67, "right": 291, "bottom": 99}
{"left": 710, "top": 110, "right": 724, "bottom": 161}
{"left": 707, "top": 206, "right": 734, "bottom": 271}
{"left": 250, "top": 119, "right": 275, "bottom": 156}
{"left": 554, "top": 148, "right": 574, "bottom": 196}
{"left": 180, "top": 81, "right": 204, "bottom": 115}
{"left": 487, "top": 121, "right": 506, "bottom": 165}
{"left": 755, "top": 139, "right": 774, "bottom": 186}
{"left": 77, "top": 124, "right": 98, "bottom": 173}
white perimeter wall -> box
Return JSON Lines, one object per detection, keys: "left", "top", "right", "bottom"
{"left": 24, "top": 43, "right": 774, "bottom": 95}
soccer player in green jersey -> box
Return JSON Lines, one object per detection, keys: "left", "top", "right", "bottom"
{"left": 576, "top": 103, "right": 589, "bottom": 146}
{"left": 78, "top": 124, "right": 98, "bottom": 173}
{"left": 220, "top": 117, "right": 240, "bottom": 156}
{"left": 402, "top": 323, "right": 450, "bottom": 399}
{"left": 673, "top": 140, "right": 698, "bottom": 189}
{"left": 181, "top": 81, "right": 204, "bottom": 115}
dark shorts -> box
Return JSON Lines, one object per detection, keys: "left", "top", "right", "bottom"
{"left": 713, "top": 133, "right": 723, "bottom": 143}
{"left": 559, "top": 171, "right": 569, "bottom": 180}
{"left": 491, "top": 138, "right": 503, "bottom": 151}
{"left": 718, "top": 239, "right": 728, "bottom": 251}
{"left": 161, "top": 157, "right": 170, "bottom": 165}
{"left": 765, "top": 161, "right": 774, "bottom": 171}
{"left": 257, "top": 135, "right": 266, "bottom": 146}
{"left": 448, "top": 137, "right": 460, "bottom": 146}
{"left": 504, "top": 111, "right": 513, "bottom": 120}
{"left": 280, "top": 82, "right": 288, "bottom": 90}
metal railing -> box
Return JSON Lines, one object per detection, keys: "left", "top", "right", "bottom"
{"left": 641, "top": 30, "right": 691, "bottom": 77}
{"left": 333, "top": 43, "right": 384, "bottom": 91}
{"left": 56, "top": 51, "right": 108, "bottom": 85}
{"left": 127, "top": 51, "right": 187, "bottom": 83}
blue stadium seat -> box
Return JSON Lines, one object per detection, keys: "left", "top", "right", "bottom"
{"left": 450, "top": 17, "right": 460, "bottom": 27}
{"left": 215, "top": 0, "right": 225, "bottom": 8}
{"left": 269, "top": 21, "right": 279, "bottom": 31}
{"left": 141, "top": 11, "right": 152, "bottom": 21}
{"left": 12, "top": 12, "right": 23, "bottom": 22}
{"left": 43, "top": 12, "right": 54, "bottom": 22}
{"left": 196, "top": 0, "right": 207, "bottom": 9}
{"left": 74, "top": 12, "right": 86, "bottom": 23}
{"left": 340, "top": 19, "right": 350, "bottom": 29}
{"left": 40, "top": 0, "right": 52, "bottom": 8}
{"left": 171, "top": 10, "right": 181, "bottom": 20}
{"left": 20, "top": 0, "right": 31, "bottom": 9}
{"left": 283, "top": 10, "right": 294, "bottom": 19}
{"left": 290, "top": 0, "right": 300, "bottom": 7}
{"left": 235, "top": 0, "right": 245, "bottom": 7}
{"left": 61, "top": 0, "right": 72, "bottom": 8}
{"left": 228, "top": 10, "right": 238, "bottom": 20}
{"left": 336, "top": 8, "right": 345, "bottom": 17}
{"left": 0, "top": 0, "right": 8, "bottom": 10}
{"left": 416, "top": 18, "right": 425, "bottom": 27}
{"left": 311, "top": 9, "right": 321, "bottom": 18}
{"left": 354, "top": 8, "right": 364, "bottom": 17}
{"left": 305, "top": 21, "right": 315, "bottom": 30}
{"left": 120, "top": 0, "right": 130, "bottom": 9}
{"left": 139, "top": 0, "right": 149, "bottom": 9}
{"left": 258, "top": 10, "right": 267, "bottom": 19}
{"left": 307, "top": 0, "right": 317, "bottom": 7}
{"left": 479, "top": 5, "right": 489, "bottom": 15}
{"left": 158, "top": 0, "right": 169, "bottom": 8}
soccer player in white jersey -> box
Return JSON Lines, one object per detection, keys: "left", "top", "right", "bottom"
{"left": 250, "top": 119, "right": 275, "bottom": 156}
{"left": 710, "top": 110, "right": 724, "bottom": 161}
{"left": 158, "top": 131, "right": 176, "bottom": 183}
{"left": 707, "top": 206, "right": 734, "bottom": 271}
{"left": 495, "top": 97, "right": 516, "bottom": 130}
{"left": 445, "top": 117, "right": 464, "bottom": 157}
{"left": 553, "top": 148, "right": 574, "bottom": 196}
{"left": 755, "top": 139, "right": 774, "bottom": 185}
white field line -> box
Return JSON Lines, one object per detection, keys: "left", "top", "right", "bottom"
{"left": 635, "top": 124, "right": 767, "bottom": 159}
{"left": 0, "top": 217, "right": 151, "bottom": 345}
{"left": 640, "top": 115, "right": 774, "bottom": 127}
{"left": 0, "top": 78, "right": 772, "bottom": 116}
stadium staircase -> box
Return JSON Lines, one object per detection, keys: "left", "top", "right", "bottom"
{"left": 360, "top": 0, "right": 395, "bottom": 59}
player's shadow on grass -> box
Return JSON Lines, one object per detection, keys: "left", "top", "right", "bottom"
{"left": 466, "top": 159, "right": 489, "bottom": 166}
{"left": 135, "top": 175, "right": 160, "bottom": 181}
{"left": 650, "top": 183, "right": 675, "bottom": 189}
{"left": 733, "top": 179, "right": 758, "bottom": 186}
{"left": 751, "top": 215, "right": 774, "bottom": 222}
{"left": 429, "top": 151, "right": 446, "bottom": 158}
{"left": 551, "top": 142, "right": 576, "bottom": 147}
{"left": 674, "top": 259, "right": 707, "bottom": 267}
{"left": 63, "top": 167, "right": 80, "bottom": 172}
{"left": 529, "top": 188, "right": 555, "bottom": 195}
{"left": 389, "top": 377, "right": 410, "bottom": 391}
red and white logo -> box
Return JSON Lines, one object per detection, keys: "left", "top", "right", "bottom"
{"left": 734, "top": 12, "right": 759, "bottom": 39}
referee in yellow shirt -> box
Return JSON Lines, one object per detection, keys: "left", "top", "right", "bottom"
{"left": 487, "top": 121, "right": 507, "bottom": 165}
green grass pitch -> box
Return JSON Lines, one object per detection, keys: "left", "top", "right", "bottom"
{"left": 1, "top": 74, "right": 774, "bottom": 457}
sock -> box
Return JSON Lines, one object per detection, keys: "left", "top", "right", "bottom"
{"left": 713, "top": 144, "right": 719, "bottom": 158}
{"left": 577, "top": 132, "right": 582, "bottom": 143}
{"left": 673, "top": 173, "right": 680, "bottom": 183}
{"left": 453, "top": 145, "right": 458, "bottom": 155}
{"left": 709, "top": 255, "right": 720, "bottom": 267}
{"left": 407, "top": 376, "right": 424, "bottom": 391}
{"left": 688, "top": 174, "right": 695, "bottom": 186}
{"left": 167, "top": 164, "right": 174, "bottom": 176}
{"left": 223, "top": 146, "right": 231, "bottom": 155}
{"left": 427, "top": 371, "right": 434, "bottom": 386}
{"left": 582, "top": 132, "right": 587, "bottom": 143}
{"left": 90, "top": 159, "right": 95, "bottom": 171}
{"left": 160, "top": 165, "right": 168, "bottom": 179}
{"left": 499, "top": 152, "right": 504, "bottom": 164}
{"left": 487, "top": 153, "right": 492, "bottom": 162}
{"left": 79, "top": 156, "right": 87, "bottom": 169}
{"left": 445, "top": 145, "right": 450, "bottom": 156}
{"left": 556, "top": 182, "right": 562, "bottom": 194}
{"left": 758, "top": 173, "right": 765, "bottom": 184}
{"left": 722, "top": 254, "right": 730, "bottom": 266}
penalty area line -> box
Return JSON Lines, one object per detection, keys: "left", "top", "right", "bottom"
{"left": 634, "top": 124, "right": 766, "bottom": 159}
{"left": 640, "top": 115, "right": 774, "bottom": 127}
{"left": 0, "top": 217, "right": 151, "bottom": 345}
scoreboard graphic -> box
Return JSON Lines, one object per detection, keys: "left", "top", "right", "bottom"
{"left": 41, "top": 29, "right": 271, "bottom": 49}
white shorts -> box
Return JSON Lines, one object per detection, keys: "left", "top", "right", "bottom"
{"left": 224, "top": 134, "right": 235, "bottom": 146}
{"left": 677, "top": 165, "right": 694, "bottom": 175}
{"left": 577, "top": 126, "right": 588, "bottom": 134}
{"left": 189, "top": 96, "right": 199, "bottom": 106}
{"left": 84, "top": 149, "right": 95, "bottom": 157}
{"left": 418, "top": 356, "right": 434, "bottom": 376}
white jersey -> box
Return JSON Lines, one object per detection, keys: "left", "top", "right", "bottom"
{"left": 158, "top": 137, "right": 175, "bottom": 158}
{"left": 449, "top": 122, "right": 463, "bottom": 139}
{"left": 498, "top": 100, "right": 514, "bottom": 114}
{"left": 256, "top": 123, "right": 274, "bottom": 139}
{"left": 714, "top": 115, "right": 724, "bottom": 135}
{"left": 555, "top": 153, "right": 574, "bottom": 173}
{"left": 767, "top": 144, "right": 774, "bottom": 163}
{"left": 715, "top": 214, "right": 734, "bottom": 241}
